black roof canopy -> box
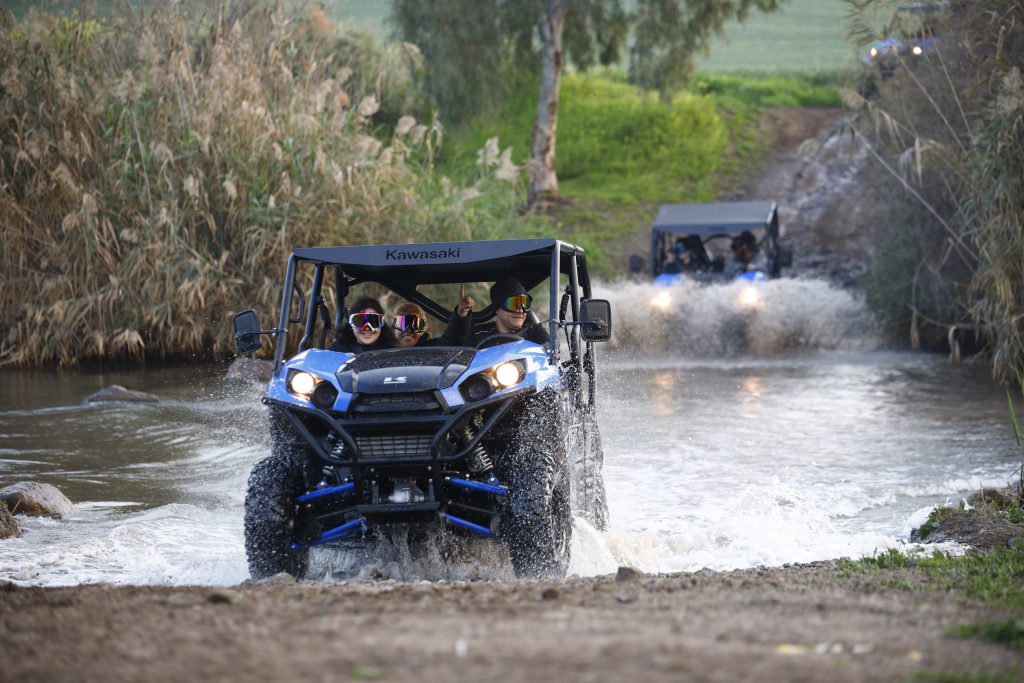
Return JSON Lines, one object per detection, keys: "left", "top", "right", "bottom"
{"left": 652, "top": 201, "right": 777, "bottom": 236}
{"left": 292, "top": 238, "right": 590, "bottom": 293}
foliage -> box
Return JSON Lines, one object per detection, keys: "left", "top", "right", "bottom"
{"left": 630, "top": 0, "right": 783, "bottom": 94}
{"left": 444, "top": 69, "right": 837, "bottom": 201}
{"left": 951, "top": 618, "right": 1024, "bottom": 653}
{"left": 840, "top": 547, "right": 913, "bottom": 571}
{"left": 843, "top": 0, "right": 1024, "bottom": 381}
{"left": 388, "top": 0, "right": 628, "bottom": 123}
{"left": 691, "top": 71, "right": 844, "bottom": 108}
{"left": 1008, "top": 369, "right": 1024, "bottom": 496}
{"left": 913, "top": 672, "right": 1024, "bottom": 683}
{"left": 0, "top": 3, "right": 522, "bottom": 367}
{"left": 436, "top": 67, "right": 841, "bottom": 275}
{"left": 843, "top": 544, "right": 1024, "bottom": 608}
{"left": 916, "top": 506, "right": 957, "bottom": 541}
{"left": 389, "top": 1, "right": 784, "bottom": 121}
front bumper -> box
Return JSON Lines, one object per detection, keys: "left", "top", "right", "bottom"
{"left": 266, "top": 386, "right": 537, "bottom": 547}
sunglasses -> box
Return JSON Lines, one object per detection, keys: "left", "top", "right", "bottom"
{"left": 500, "top": 294, "right": 532, "bottom": 313}
{"left": 348, "top": 312, "right": 385, "bottom": 332}
{"left": 393, "top": 313, "right": 428, "bottom": 334}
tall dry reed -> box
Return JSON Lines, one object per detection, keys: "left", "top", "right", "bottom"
{"left": 843, "top": 0, "right": 1024, "bottom": 381}
{"left": 0, "top": 3, "right": 520, "bottom": 367}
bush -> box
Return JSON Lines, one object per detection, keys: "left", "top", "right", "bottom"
{"left": 0, "top": 4, "right": 519, "bottom": 366}
{"left": 847, "top": 0, "right": 1024, "bottom": 381}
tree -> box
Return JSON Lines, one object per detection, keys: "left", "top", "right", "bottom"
{"left": 391, "top": 0, "right": 782, "bottom": 208}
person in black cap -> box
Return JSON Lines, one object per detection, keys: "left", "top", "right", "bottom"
{"left": 467, "top": 277, "right": 549, "bottom": 345}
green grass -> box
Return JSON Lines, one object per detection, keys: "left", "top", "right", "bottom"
{"left": 951, "top": 618, "right": 1024, "bottom": 653}
{"left": 841, "top": 547, "right": 914, "bottom": 571}
{"left": 693, "top": 0, "right": 859, "bottom": 73}
{"left": 444, "top": 71, "right": 726, "bottom": 203}
{"left": 912, "top": 672, "right": 1024, "bottom": 683}
{"left": 692, "top": 71, "right": 844, "bottom": 108}
{"left": 840, "top": 545, "right": 1024, "bottom": 609}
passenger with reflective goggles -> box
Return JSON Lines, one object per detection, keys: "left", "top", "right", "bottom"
{"left": 465, "top": 277, "right": 549, "bottom": 346}
{"left": 329, "top": 297, "right": 396, "bottom": 354}
{"left": 392, "top": 286, "right": 475, "bottom": 348}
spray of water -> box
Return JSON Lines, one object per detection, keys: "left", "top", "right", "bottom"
{"left": 593, "top": 278, "right": 878, "bottom": 355}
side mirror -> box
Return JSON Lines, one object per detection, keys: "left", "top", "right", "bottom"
{"left": 289, "top": 283, "right": 306, "bottom": 324}
{"left": 628, "top": 254, "right": 645, "bottom": 275}
{"left": 580, "top": 299, "right": 612, "bottom": 342}
{"left": 233, "top": 309, "right": 263, "bottom": 356}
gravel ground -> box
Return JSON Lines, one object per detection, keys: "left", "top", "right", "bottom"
{"left": 2, "top": 562, "right": 1021, "bottom": 683}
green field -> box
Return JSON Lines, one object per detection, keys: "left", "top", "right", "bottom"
{"left": 693, "top": 0, "right": 857, "bottom": 73}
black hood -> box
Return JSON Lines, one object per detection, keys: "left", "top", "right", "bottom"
{"left": 336, "top": 347, "right": 475, "bottom": 394}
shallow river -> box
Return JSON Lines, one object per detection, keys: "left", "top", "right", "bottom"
{"left": 0, "top": 345, "right": 1016, "bottom": 586}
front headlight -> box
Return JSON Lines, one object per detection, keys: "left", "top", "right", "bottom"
{"left": 459, "top": 360, "right": 526, "bottom": 402}
{"left": 869, "top": 47, "right": 878, "bottom": 58}
{"left": 286, "top": 370, "right": 338, "bottom": 409}
{"left": 651, "top": 290, "right": 672, "bottom": 310}
{"left": 494, "top": 361, "right": 524, "bottom": 388}
{"left": 289, "top": 371, "right": 317, "bottom": 396}
{"left": 911, "top": 45, "right": 923, "bottom": 56}
{"left": 736, "top": 286, "right": 761, "bottom": 309}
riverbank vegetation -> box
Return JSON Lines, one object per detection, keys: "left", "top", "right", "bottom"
{"left": 0, "top": 4, "right": 522, "bottom": 367}
{"left": 0, "top": 2, "right": 844, "bottom": 366}
{"left": 845, "top": 0, "right": 1024, "bottom": 382}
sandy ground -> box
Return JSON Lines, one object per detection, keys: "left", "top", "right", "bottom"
{"left": 3, "top": 562, "right": 1022, "bottom": 683}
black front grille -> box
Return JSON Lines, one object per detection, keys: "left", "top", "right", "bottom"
{"left": 354, "top": 432, "right": 435, "bottom": 459}
{"left": 350, "top": 391, "right": 443, "bottom": 416}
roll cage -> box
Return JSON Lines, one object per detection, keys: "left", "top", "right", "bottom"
{"left": 266, "top": 238, "right": 600, "bottom": 389}
{"left": 647, "top": 201, "right": 783, "bottom": 278}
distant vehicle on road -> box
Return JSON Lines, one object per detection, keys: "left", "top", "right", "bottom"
{"left": 630, "top": 201, "right": 791, "bottom": 351}
{"left": 630, "top": 201, "right": 790, "bottom": 285}
{"left": 860, "top": 2, "right": 943, "bottom": 94}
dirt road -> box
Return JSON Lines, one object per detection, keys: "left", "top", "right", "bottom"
{"left": 2, "top": 562, "right": 1021, "bottom": 683}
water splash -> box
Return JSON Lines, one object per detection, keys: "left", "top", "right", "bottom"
{"left": 593, "top": 278, "right": 877, "bottom": 355}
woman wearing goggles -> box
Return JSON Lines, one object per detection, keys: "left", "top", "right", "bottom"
{"left": 329, "top": 296, "right": 396, "bottom": 354}
{"left": 392, "top": 285, "right": 477, "bottom": 348}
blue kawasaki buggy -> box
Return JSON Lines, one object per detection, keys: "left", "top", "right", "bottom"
{"left": 232, "top": 239, "right": 612, "bottom": 579}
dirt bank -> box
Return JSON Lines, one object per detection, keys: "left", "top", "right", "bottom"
{"left": 2, "top": 562, "right": 1020, "bottom": 683}
{"left": 729, "top": 107, "right": 876, "bottom": 288}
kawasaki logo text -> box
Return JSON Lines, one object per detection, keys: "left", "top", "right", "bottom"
{"left": 385, "top": 248, "right": 461, "bottom": 260}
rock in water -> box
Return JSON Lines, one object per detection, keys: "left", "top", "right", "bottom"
{"left": 923, "top": 509, "right": 1024, "bottom": 550}
{"left": 0, "top": 504, "right": 19, "bottom": 539}
{"left": 86, "top": 384, "right": 159, "bottom": 403}
{"left": 226, "top": 358, "right": 274, "bottom": 383}
{"left": 0, "top": 482, "right": 77, "bottom": 519}
{"left": 615, "top": 566, "right": 644, "bottom": 582}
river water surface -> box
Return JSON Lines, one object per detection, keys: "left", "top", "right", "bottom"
{"left": 0, "top": 346, "right": 1016, "bottom": 586}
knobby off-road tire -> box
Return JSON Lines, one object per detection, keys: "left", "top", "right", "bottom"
{"left": 576, "top": 420, "right": 609, "bottom": 532}
{"left": 499, "top": 401, "right": 573, "bottom": 578}
{"left": 243, "top": 448, "right": 310, "bottom": 579}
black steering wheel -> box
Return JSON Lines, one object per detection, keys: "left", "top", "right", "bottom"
{"left": 475, "top": 333, "right": 523, "bottom": 349}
